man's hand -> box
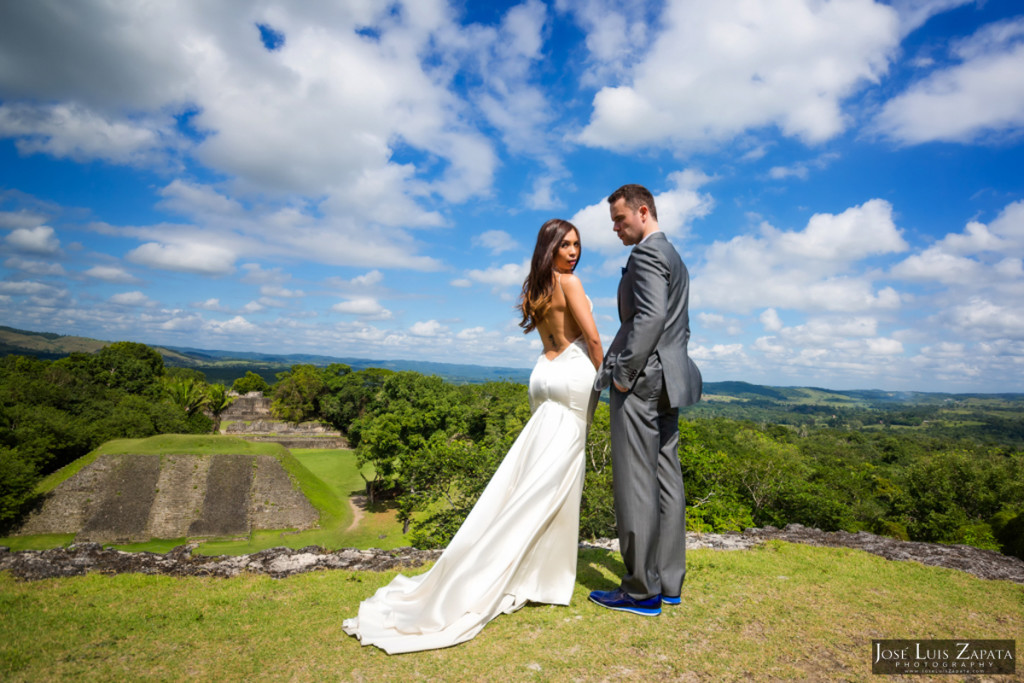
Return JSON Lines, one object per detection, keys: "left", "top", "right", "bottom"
{"left": 614, "top": 381, "right": 628, "bottom": 393}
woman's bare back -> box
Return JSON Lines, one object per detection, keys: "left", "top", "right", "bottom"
{"left": 536, "top": 274, "right": 584, "bottom": 360}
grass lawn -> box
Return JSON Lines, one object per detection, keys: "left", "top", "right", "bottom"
{"left": 1, "top": 541, "right": 1022, "bottom": 681}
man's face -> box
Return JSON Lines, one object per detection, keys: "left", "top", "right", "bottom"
{"left": 610, "top": 197, "right": 646, "bottom": 246}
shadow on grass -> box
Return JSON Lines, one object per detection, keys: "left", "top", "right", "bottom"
{"left": 348, "top": 489, "right": 399, "bottom": 515}
{"left": 578, "top": 547, "right": 626, "bottom": 592}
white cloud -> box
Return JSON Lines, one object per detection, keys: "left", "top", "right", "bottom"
{"left": 760, "top": 308, "right": 784, "bottom": 332}
{"left": 889, "top": 0, "right": 975, "bottom": 36}
{"left": 5, "top": 225, "right": 60, "bottom": 254}
{"left": 570, "top": 169, "right": 715, "bottom": 256}
{"left": 109, "top": 291, "right": 152, "bottom": 306}
{"left": 127, "top": 241, "right": 237, "bottom": 275}
{"left": 891, "top": 200, "right": 1024, "bottom": 286}
{"left": 332, "top": 297, "right": 393, "bottom": 319}
{"left": 698, "top": 199, "right": 908, "bottom": 313}
{"left": 206, "top": 316, "right": 258, "bottom": 335}
{"left": 260, "top": 285, "right": 303, "bottom": 299}
{"left": 578, "top": 0, "right": 899, "bottom": 150}
{"left": 0, "top": 209, "right": 49, "bottom": 230}
{"left": 0, "top": 102, "right": 174, "bottom": 166}
{"left": 4, "top": 257, "right": 65, "bottom": 276}
{"left": 0, "top": 1, "right": 498, "bottom": 267}
{"left": 556, "top": 0, "right": 655, "bottom": 85}
{"left": 463, "top": 260, "right": 529, "bottom": 293}
{"left": 241, "top": 301, "right": 265, "bottom": 314}
{"left": 873, "top": 17, "right": 1024, "bottom": 143}
{"left": 84, "top": 265, "right": 136, "bottom": 283}
{"left": 409, "top": 319, "right": 448, "bottom": 337}
{"left": 945, "top": 296, "right": 1024, "bottom": 339}
{"left": 474, "top": 230, "right": 518, "bottom": 255}
{"left": 351, "top": 270, "right": 384, "bottom": 287}
{"left": 193, "top": 298, "right": 229, "bottom": 312}
{"left": 767, "top": 153, "right": 840, "bottom": 181}
{"left": 0, "top": 280, "right": 65, "bottom": 297}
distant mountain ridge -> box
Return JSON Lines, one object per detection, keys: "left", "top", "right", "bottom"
{"left": 2, "top": 325, "right": 1021, "bottom": 402}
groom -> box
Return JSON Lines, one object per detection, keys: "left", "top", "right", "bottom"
{"left": 590, "top": 183, "right": 702, "bottom": 617}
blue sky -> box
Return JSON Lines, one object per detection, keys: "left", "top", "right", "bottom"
{"left": 1, "top": 0, "right": 1022, "bottom": 393}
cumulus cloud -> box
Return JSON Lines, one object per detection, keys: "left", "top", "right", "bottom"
{"left": 0, "top": 209, "right": 49, "bottom": 230}
{"left": 84, "top": 265, "right": 136, "bottom": 283}
{"left": 193, "top": 298, "right": 230, "bottom": 312}
{"left": 698, "top": 199, "right": 908, "bottom": 313}
{"left": 5, "top": 257, "right": 65, "bottom": 276}
{"left": 891, "top": 200, "right": 1024, "bottom": 287}
{"left": 206, "top": 316, "right": 258, "bottom": 334}
{"left": 5, "top": 225, "right": 60, "bottom": 254}
{"left": 570, "top": 169, "right": 715, "bottom": 257}
{"left": 577, "top": 0, "right": 899, "bottom": 150}
{"left": 889, "top": 0, "right": 975, "bottom": 37}
{"left": 0, "top": 280, "right": 65, "bottom": 297}
{"left": 109, "top": 291, "right": 152, "bottom": 306}
{"left": 767, "top": 153, "right": 840, "bottom": 181}
{"left": 473, "top": 230, "right": 518, "bottom": 254}
{"left": 127, "top": 241, "right": 237, "bottom": 275}
{"left": 873, "top": 17, "right": 1024, "bottom": 143}
{"left": 351, "top": 270, "right": 384, "bottom": 287}
{"left": 332, "top": 297, "right": 393, "bottom": 319}
{"left": 409, "top": 319, "right": 448, "bottom": 336}
{"left": 0, "top": 1, "right": 506, "bottom": 271}
{"left": 462, "top": 260, "right": 529, "bottom": 296}
{"left": 0, "top": 103, "right": 175, "bottom": 166}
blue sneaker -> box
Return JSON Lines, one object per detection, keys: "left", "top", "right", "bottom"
{"left": 588, "top": 588, "right": 661, "bottom": 616}
{"left": 662, "top": 595, "right": 681, "bottom": 605}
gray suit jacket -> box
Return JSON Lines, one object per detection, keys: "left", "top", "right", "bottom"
{"left": 595, "top": 232, "right": 702, "bottom": 409}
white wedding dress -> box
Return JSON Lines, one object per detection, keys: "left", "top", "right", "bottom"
{"left": 342, "top": 337, "right": 596, "bottom": 654}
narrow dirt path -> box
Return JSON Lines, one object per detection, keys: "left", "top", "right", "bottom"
{"left": 346, "top": 494, "right": 367, "bottom": 532}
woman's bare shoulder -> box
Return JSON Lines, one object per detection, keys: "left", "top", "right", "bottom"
{"left": 559, "top": 272, "right": 585, "bottom": 291}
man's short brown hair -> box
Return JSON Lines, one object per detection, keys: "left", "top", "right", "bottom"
{"left": 608, "top": 184, "right": 658, "bottom": 221}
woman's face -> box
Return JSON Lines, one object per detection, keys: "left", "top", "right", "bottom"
{"left": 553, "top": 228, "right": 580, "bottom": 272}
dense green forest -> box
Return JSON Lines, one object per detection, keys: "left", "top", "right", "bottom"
{"left": 2, "top": 342, "right": 1022, "bottom": 562}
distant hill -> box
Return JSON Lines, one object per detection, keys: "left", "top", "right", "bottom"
{"left": 3, "top": 325, "right": 1021, "bottom": 402}
{"left": 0, "top": 326, "right": 533, "bottom": 385}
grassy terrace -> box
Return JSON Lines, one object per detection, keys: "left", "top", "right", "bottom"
{"left": 2, "top": 435, "right": 1022, "bottom": 680}
{"left": 1, "top": 542, "right": 1022, "bottom": 680}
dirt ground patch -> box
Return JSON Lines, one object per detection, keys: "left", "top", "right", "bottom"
{"left": 346, "top": 495, "right": 367, "bottom": 532}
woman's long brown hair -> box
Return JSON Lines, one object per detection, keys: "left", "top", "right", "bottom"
{"left": 518, "top": 219, "right": 580, "bottom": 334}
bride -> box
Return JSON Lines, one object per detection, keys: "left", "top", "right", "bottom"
{"left": 342, "top": 218, "right": 602, "bottom": 654}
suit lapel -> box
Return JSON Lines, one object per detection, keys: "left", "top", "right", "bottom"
{"left": 617, "top": 257, "right": 631, "bottom": 322}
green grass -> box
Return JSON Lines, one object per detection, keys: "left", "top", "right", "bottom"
{"left": 3, "top": 436, "right": 412, "bottom": 554}
{"left": 35, "top": 435, "right": 286, "bottom": 495}
{"left": 192, "top": 448, "right": 411, "bottom": 555}
{"left": 1, "top": 542, "right": 1021, "bottom": 681}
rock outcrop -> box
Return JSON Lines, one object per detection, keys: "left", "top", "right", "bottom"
{"left": 3, "top": 525, "right": 1023, "bottom": 583}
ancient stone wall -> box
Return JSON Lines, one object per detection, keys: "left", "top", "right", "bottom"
{"left": 219, "top": 392, "right": 349, "bottom": 448}
{"left": 15, "top": 452, "right": 318, "bottom": 544}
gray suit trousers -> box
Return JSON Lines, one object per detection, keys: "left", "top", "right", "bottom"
{"left": 609, "top": 370, "right": 687, "bottom": 599}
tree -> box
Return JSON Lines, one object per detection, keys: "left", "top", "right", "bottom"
{"left": 271, "top": 364, "right": 327, "bottom": 423}
{"left": 163, "top": 377, "right": 210, "bottom": 416}
{"left": 0, "top": 446, "right": 37, "bottom": 532}
{"left": 231, "top": 371, "right": 269, "bottom": 395}
{"left": 351, "top": 372, "right": 470, "bottom": 503}
{"left": 320, "top": 368, "right": 394, "bottom": 437}
{"left": 92, "top": 342, "right": 165, "bottom": 395}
